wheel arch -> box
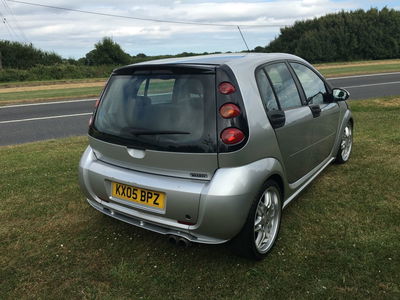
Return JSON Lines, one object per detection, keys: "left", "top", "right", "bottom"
{"left": 348, "top": 116, "right": 354, "bottom": 127}
{"left": 268, "top": 173, "right": 285, "bottom": 200}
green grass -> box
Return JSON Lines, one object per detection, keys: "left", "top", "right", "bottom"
{"left": 1, "top": 98, "right": 400, "bottom": 299}
{"left": 319, "top": 62, "right": 400, "bottom": 77}
{"left": 0, "top": 78, "right": 107, "bottom": 88}
{"left": 0, "top": 86, "right": 103, "bottom": 102}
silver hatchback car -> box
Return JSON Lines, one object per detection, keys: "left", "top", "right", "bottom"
{"left": 79, "top": 53, "right": 353, "bottom": 260}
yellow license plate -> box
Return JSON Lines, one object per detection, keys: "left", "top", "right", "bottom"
{"left": 111, "top": 182, "right": 165, "bottom": 209}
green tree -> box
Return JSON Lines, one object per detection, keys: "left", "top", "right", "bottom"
{"left": 253, "top": 46, "right": 266, "bottom": 53}
{"left": 84, "top": 37, "right": 131, "bottom": 66}
{"left": 262, "top": 8, "right": 400, "bottom": 63}
{"left": 0, "top": 40, "right": 62, "bottom": 69}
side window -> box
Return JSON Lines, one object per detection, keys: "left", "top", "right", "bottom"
{"left": 264, "top": 63, "right": 302, "bottom": 110}
{"left": 255, "top": 69, "right": 279, "bottom": 111}
{"left": 137, "top": 78, "right": 175, "bottom": 104}
{"left": 290, "top": 63, "right": 327, "bottom": 105}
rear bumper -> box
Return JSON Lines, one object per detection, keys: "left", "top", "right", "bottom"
{"left": 79, "top": 146, "right": 283, "bottom": 244}
{"left": 86, "top": 198, "right": 213, "bottom": 243}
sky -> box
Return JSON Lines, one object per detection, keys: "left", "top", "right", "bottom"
{"left": 1, "top": 0, "right": 400, "bottom": 58}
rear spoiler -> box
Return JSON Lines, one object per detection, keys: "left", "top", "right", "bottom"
{"left": 113, "top": 64, "right": 216, "bottom": 75}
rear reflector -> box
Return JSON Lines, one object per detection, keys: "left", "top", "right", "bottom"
{"left": 219, "top": 103, "right": 241, "bottom": 118}
{"left": 218, "top": 82, "right": 236, "bottom": 95}
{"left": 220, "top": 128, "right": 245, "bottom": 144}
{"left": 178, "top": 220, "right": 196, "bottom": 226}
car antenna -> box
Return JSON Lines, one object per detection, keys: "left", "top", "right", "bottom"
{"left": 237, "top": 25, "right": 250, "bottom": 52}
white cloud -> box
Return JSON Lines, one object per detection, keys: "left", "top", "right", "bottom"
{"left": 0, "top": 0, "right": 387, "bottom": 58}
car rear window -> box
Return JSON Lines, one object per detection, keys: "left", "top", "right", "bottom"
{"left": 92, "top": 71, "right": 217, "bottom": 153}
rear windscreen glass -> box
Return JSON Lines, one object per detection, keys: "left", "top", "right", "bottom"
{"left": 92, "top": 72, "right": 217, "bottom": 153}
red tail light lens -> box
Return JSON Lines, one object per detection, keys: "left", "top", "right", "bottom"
{"left": 219, "top": 103, "right": 241, "bottom": 118}
{"left": 220, "top": 128, "right": 245, "bottom": 144}
{"left": 218, "top": 82, "right": 236, "bottom": 95}
{"left": 95, "top": 99, "right": 100, "bottom": 108}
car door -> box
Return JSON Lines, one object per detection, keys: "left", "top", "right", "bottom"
{"left": 256, "top": 62, "right": 315, "bottom": 183}
{"left": 289, "top": 62, "right": 340, "bottom": 167}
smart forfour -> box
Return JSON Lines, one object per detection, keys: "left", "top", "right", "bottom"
{"left": 79, "top": 53, "right": 353, "bottom": 260}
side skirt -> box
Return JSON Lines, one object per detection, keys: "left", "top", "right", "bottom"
{"left": 282, "top": 157, "right": 335, "bottom": 209}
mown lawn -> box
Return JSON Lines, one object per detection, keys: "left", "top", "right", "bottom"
{"left": 319, "top": 62, "right": 400, "bottom": 77}
{"left": 0, "top": 86, "right": 102, "bottom": 104}
{"left": 0, "top": 78, "right": 107, "bottom": 89}
{"left": 0, "top": 98, "right": 399, "bottom": 299}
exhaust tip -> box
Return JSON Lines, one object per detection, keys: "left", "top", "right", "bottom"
{"left": 177, "top": 237, "right": 191, "bottom": 248}
{"left": 168, "top": 235, "right": 178, "bottom": 245}
{"left": 167, "top": 235, "right": 191, "bottom": 247}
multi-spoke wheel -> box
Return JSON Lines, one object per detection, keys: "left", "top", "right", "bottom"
{"left": 254, "top": 187, "right": 281, "bottom": 254}
{"left": 336, "top": 121, "right": 353, "bottom": 164}
{"left": 232, "top": 180, "right": 282, "bottom": 260}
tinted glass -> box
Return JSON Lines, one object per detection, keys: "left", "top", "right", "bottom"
{"left": 291, "top": 63, "right": 327, "bottom": 105}
{"left": 264, "top": 63, "right": 302, "bottom": 110}
{"left": 138, "top": 78, "right": 175, "bottom": 104}
{"left": 94, "top": 73, "right": 216, "bottom": 153}
{"left": 256, "top": 69, "right": 279, "bottom": 111}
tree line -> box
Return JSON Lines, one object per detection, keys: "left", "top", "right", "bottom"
{"left": 0, "top": 37, "right": 214, "bottom": 82}
{"left": 1, "top": 8, "right": 399, "bottom": 81}
{"left": 258, "top": 7, "right": 400, "bottom": 63}
{"left": 0, "top": 37, "right": 217, "bottom": 70}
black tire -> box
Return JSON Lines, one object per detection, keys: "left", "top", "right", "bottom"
{"left": 231, "top": 179, "right": 282, "bottom": 260}
{"left": 335, "top": 121, "right": 353, "bottom": 164}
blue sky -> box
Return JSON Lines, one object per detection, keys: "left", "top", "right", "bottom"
{"left": 1, "top": 0, "right": 400, "bottom": 58}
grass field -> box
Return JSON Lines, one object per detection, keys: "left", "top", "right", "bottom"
{"left": 0, "top": 86, "right": 103, "bottom": 104}
{"left": 0, "top": 97, "right": 399, "bottom": 299}
{"left": 317, "top": 61, "right": 400, "bottom": 77}
{"left": 0, "top": 59, "right": 399, "bottom": 106}
{"left": 0, "top": 78, "right": 107, "bottom": 89}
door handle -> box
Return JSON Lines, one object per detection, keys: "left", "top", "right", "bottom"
{"left": 309, "top": 105, "right": 321, "bottom": 118}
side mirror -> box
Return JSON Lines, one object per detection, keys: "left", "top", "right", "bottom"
{"left": 332, "top": 88, "right": 350, "bottom": 101}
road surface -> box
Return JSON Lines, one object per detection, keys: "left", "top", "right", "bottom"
{"left": 1, "top": 72, "right": 400, "bottom": 146}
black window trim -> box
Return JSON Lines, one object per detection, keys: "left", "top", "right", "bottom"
{"left": 255, "top": 67, "right": 282, "bottom": 111}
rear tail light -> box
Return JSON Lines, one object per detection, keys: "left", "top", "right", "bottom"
{"left": 220, "top": 128, "right": 245, "bottom": 145}
{"left": 219, "top": 103, "right": 241, "bottom": 118}
{"left": 218, "top": 82, "right": 236, "bottom": 95}
{"left": 94, "top": 99, "right": 100, "bottom": 108}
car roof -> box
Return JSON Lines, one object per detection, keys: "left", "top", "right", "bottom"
{"left": 127, "top": 53, "right": 305, "bottom": 67}
{"left": 114, "top": 53, "right": 312, "bottom": 77}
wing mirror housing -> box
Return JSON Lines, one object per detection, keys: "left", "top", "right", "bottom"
{"left": 332, "top": 88, "right": 350, "bottom": 101}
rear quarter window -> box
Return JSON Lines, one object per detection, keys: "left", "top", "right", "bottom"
{"left": 263, "top": 63, "right": 303, "bottom": 110}
{"left": 255, "top": 69, "right": 279, "bottom": 111}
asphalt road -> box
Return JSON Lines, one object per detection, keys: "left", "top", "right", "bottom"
{"left": 0, "top": 99, "right": 95, "bottom": 146}
{"left": 328, "top": 71, "right": 400, "bottom": 100}
{"left": 1, "top": 72, "right": 400, "bottom": 146}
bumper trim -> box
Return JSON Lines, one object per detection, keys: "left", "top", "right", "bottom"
{"left": 87, "top": 198, "right": 227, "bottom": 244}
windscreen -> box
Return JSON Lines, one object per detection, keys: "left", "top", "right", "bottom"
{"left": 92, "top": 71, "right": 217, "bottom": 153}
